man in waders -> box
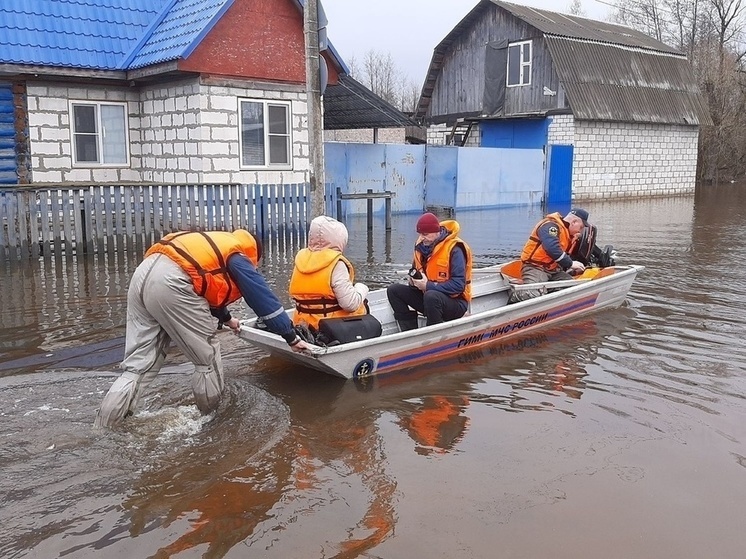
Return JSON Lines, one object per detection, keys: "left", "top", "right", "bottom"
{"left": 93, "top": 229, "right": 309, "bottom": 429}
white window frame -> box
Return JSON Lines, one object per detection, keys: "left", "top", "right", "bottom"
{"left": 238, "top": 98, "right": 293, "bottom": 170}
{"left": 506, "top": 40, "right": 532, "bottom": 87}
{"left": 69, "top": 100, "right": 130, "bottom": 167}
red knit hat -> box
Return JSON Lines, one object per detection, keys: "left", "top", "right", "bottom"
{"left": 416, "top": 212, "right": 441, "bottom": 234}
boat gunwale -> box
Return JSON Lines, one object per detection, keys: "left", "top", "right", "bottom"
{"left": 238, "top": 264, "right": 644, "bottom": 359}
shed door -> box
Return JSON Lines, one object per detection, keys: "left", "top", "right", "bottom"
{"left": 0, "top": 83, "right": 16, "bottom": 184}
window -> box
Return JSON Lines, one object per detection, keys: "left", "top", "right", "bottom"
{"left": 239, "top": 99, "right": 292, "bottom": 168}
{"left": 70, "top": 102, "right": 129, "bottom": 165}
{"left": 507, "top": 40, "right": 532, "bottom": 87}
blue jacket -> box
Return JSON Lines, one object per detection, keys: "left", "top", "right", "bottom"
{"left": 209, "top": 253, "right": 296, "bottom": 343}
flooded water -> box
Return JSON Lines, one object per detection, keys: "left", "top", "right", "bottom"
{"left": 2, "top": 185, "right": 746, "bottom": 559}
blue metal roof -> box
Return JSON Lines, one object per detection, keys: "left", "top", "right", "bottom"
{"left": 0, "top": 0, "right": 348, "bottom": 75}
{"left": 0, "top": 0, "right": 233, "bottom": 71}
{"left": 125, "top": 0, "right": 235, "bottom": 69}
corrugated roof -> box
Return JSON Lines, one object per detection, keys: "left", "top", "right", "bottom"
{"left": 0, "top": 0, "right": 171, "bottom": 70}
{"left": 547, "top": 37, "right": 711, "bottom": 125}
{"left": 416, "top": 0, "right": 709, "bottom": 125}
{"left": 323, "top": 75, "right": 418, "bottom": 130}
{"left": 0, "top": 0, "right": 349, "bottom": 76}
{"left": 126, "top": 0, "right": 235, "bottom": 69}
{"left": 493, "top": 0, "right": 679, "bottom": 53}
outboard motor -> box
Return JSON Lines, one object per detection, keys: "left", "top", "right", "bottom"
{"left": 571, "top": 225, "right": 616, "bottom": 268}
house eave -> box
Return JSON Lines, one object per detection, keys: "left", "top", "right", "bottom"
{"left": 0, "top": 63, "right": 127, "bottom": 81}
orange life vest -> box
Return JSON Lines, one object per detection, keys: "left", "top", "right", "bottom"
{"left": 413, "top": 219, "right": 472, "bottom": 303}
{"left": 145, "top": 230, "right": 259, "bottom": 308}
{"left": 289, "top": 248, "right": 366, "bottom": 329}
{"left": 519, "top": 212, "right": 572, "bottom": 271}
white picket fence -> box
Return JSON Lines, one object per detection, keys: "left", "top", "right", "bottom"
{"left": 0, "top": 183, "right": 313, "bottom": 260}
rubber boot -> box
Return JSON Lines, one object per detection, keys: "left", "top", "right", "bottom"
{"left": 396, "top": 318, "right": 419, "bottom": 332}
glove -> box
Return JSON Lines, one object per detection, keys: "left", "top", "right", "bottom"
{"left": 569, "top": 260, "right": 586, "bottom": 275}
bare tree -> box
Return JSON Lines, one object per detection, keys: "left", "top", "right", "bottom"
{"left": 344, "top": 49, "right": 421, "bottom": 112}
{"left": 611, "top": 0, "right": 666, "bottom": 41}
{"left": 345, "top": 55, "right": 360, "bottom": 80}
{"left": 399, "top": 77, "right": 421, "bottom": 113}
{"left": 611, "top": 0, "right": 746, "bottom": 181}
{"left": 361, "top": 50, "right": 401, "bottom": 105}
{"left": 568, "top": 0, "right": 587, "bottom": 16}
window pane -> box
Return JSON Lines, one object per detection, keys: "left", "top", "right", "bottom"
{"left": 522, "top": 43, "right": 531, "bottom": 63}
{"left": 241, "top": 101, "right": 265, "bottom": 166}
{"left": 73, "top": 105, "right": 96, "bottom": 133}
{"left": 507, "top": 45, "right": 520, "bottom": 85}
{"left": 268, "top": 135, "right": 289, "bottom": 165}
{"left": 75, "top": 134, "right": 98, "bottom": 162}
{"left": 268, "top": 105, "right": 288, "bottom": 134}
{"left": 101, "top": 104, "right": 127, "bottom": 164}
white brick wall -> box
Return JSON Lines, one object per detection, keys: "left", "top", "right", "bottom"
{"left": 548, "top": 114, "right": 699, "bottom": 198}
{"left": 570, "top": 120, "right": 699, "bottom": 199}
{"left": 323, "top": 128, "right": 405, "bottom": 143}
{"left": 26, "top": 83, "right": 140, "bottom": 183}
{"left": 547, "top": 114, "right": 574, "bottom": 145}
{"left": 26, "top": 78, "right": 311, "bottom": 185}
{"left": 427, "top": 123, "right": 450, "bottom": 145}
{"left": 137, "top": 79, "right": 312, "bottom": 184}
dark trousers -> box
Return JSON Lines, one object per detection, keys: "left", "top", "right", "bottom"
{"left": 386, "top": 283, "right": 467, "bottom": 326}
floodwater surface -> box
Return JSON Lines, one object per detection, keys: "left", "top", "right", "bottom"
{"left": 1, "top": 186, "right": 746, "bottom": 559}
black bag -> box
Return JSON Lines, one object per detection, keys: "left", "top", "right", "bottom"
{"left": 317, "top": 314, "right": 382, "bottom": 345}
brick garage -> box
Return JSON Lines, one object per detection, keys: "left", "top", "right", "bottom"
{"left": 549, "top": 116, "right": 699, "bottom": 199}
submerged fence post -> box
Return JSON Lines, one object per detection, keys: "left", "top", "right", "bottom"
{"left": 366, "top": 188, "right": 373, "bottom": 233}
{"left": 336, "top": 186, "right": 342, "bottom": 221}
{"left": 385, "top": 196, "right": 392, "bottom": 231}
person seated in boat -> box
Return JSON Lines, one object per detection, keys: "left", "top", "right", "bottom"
{"left": 508, "top": 208, "right": 589, "bottom": 304}
{"left": 387, "top": 212, "right": 472, "bottom": 331}
{"left": 93, "top": 229, "right": 310, "bottom": 429}
{"left": 290, "top": 215, "right": 370, "bottom": 332}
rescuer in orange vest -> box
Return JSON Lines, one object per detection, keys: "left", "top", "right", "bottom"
{"left": 93, "top": 229, "right": 309, "bottom": 429}
{"left": 289, "top": 215, "right": 369, "bottom": 330}
{"left": 386, "top": 212, "right": 472, "bottom": 331}
{"left": 509, "top": 208, "right": 589, "bottom": 303}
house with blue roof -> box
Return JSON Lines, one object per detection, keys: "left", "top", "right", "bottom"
{"left": 0, "top": 0, "right": 357, "bottom": 185}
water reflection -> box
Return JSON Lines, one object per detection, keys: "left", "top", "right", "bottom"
{"left": 0, "top": 251, "right": 136, "bottom": 367}
{"left": 399, "top": 395, "right": 470, "bottom": 455}
{"left": 3, "top": 187, "right": 746, "bottom": 558}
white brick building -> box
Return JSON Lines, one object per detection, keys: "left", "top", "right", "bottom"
{"left": 26, "top": 78, "right": 311, "bottom": 185}
{"left": 0, "top": 0, "right": 368, "bottom": 187}
{"left": 548, "top": 116, "right": 699, "bottom": 199}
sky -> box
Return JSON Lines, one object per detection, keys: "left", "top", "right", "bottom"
{"left": 321, "top": 0, "right": 613, "bottom": 85}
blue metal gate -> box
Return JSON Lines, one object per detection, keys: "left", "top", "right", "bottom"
{"left": 545, "top": 144, "right": 574, "bottom": 207}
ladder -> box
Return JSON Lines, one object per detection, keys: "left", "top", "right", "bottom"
{"left": 448, "top": 119, "right": 475, "bottom": 146}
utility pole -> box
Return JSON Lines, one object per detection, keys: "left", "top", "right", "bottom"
{"left": 304, "top": 0, "right": 325, "bottom": 219}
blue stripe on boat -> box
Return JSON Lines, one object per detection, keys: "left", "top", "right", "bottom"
{"left": 375, "top": 294, "right": 599, "bottom": 373}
